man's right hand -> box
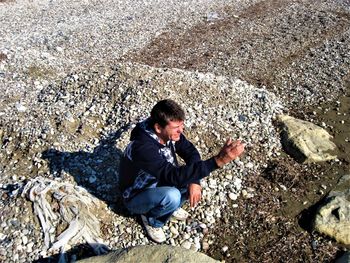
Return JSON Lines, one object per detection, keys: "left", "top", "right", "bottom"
{"left": 214, "top": 138, "right": 245, "bottom": 168}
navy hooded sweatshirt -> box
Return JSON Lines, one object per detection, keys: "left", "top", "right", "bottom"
{"left": 119, "top": 119, "right": 218, "bottom": 200}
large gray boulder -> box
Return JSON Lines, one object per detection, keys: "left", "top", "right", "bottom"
{"left": 277, "top": 114, "right": 337, "bottom": 163}
{"left": 77, "top": 245, "right": 219, "bottom": 263}
{"left": 314, "top": 175, "right": 350, "bottom": 245}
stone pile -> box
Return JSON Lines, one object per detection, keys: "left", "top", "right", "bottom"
{"left": 0, "top": 63, "right": 283, "bottom": 262}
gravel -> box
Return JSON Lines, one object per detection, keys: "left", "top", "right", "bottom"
{"left": 0, "top": 0, "right": 257, "bottom": 103}
{"left": 0, "top": 61, "right": 283, "bottom": 262}
{"left": 1, "top": 0, "right": 349, "bottom": 262}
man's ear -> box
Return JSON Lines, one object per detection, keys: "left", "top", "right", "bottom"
{"left": 154, "top": 123, "right": 162, "bottom": 134}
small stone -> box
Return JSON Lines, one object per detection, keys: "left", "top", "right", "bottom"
{"left": 199, "top": 223, "right": 207, "bottom": 229}
{"left": 245, "top": 162, "right": 254, "bottom": 169}
{"left": 280, "top": 184, "right": 287, "bottom": 191}
{"left": 22, "top": 236, "right": 28, "bottom": 245}
{"left": 202, "top": 241, "right": 209, "bottom": 250}
{"left": 15, "top": 103, "right": 27, "bottom": 112}
{"left": 225, "top": 174, "right": 232, "bottom": 180}
{"left": 228, "top": 193, "right": 238, "bottom": 200}
{"left": 222, "top": 245, "right": 229, "bottom": 252}
{"left": 0, "top": 233, "right": 6, "bottom": 241}
{"left": 170, "top": 226, "right": 179, "bottom": 236}
{"left": 181, "top": 240, "right": 192, "bottom": 250}
{"left": 183, "top": 233, "right": 190, "bottom": 240}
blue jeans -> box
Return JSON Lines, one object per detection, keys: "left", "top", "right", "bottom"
{"left": 124, "top": 186, "right": 188, "bottom": 228}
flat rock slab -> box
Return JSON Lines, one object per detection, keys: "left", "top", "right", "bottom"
{"left": 277, "top": 114, "right": 337, "bottom": 163}
{"left": 314, "top": 175, "right": 350, "bottom": 245}
{"left": 77, "top": 245, "right": 219, "bottom": 263}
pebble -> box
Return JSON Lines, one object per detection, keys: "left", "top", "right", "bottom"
{"left": 202, "top": 241, "right": 209, "bottom": 250}
{"left": 228, "top": 193, "right": 238, "bottom": 200}
{"left": 181, "top": 241, "right": 192, "bottom": 250}
{"left": 170, "top": 226, "right": 179, "bottom": 236}
{"left": 245, "top": 162, "right": 254, "bottom": 169}
{"left": 222, "top": 245, "right": 229, "bottom": 252}
{"left": 225, "top": 174, "right": 233, "bottom": 180}
{"left": 26, "top": 242, "right": 34, "bottom": 253}
{"left": 199, "top": 223, "right": 207, "bottom": 229}
{"left": 0, "top": 233, "right": 6, "bottom": 241}
{"left": 183, "top": 233, "right": 190, "bottom": 240}
{"left": 22, "top": 235, "right": 28, "bottom": 245}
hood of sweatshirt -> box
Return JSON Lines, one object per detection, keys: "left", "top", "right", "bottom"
{"left": 130, "top": 118, "right": 174, "bottom": 147}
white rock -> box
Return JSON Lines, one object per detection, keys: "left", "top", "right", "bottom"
{"left": 245, "top": 162, "right": 254, "bottom": 169}
{"left": 15, "top": 103, "right": 27, "bottom": 112}
{"left": 21, "top": 235, "right": 28, "bottom": 245}
{"left": 228, "top": 193, "right": 238, "bottom": 200}
{"left": 170, "top": 226, "right": 179, "bottom": 236}
{"left": 199, "top": 223, "right": 207, "bottom": 229}
{"left": 0, "top": 233, "right": 6, "bottom": 241}
{"left": 222, "top": 245, "right": 229, "bottom": 252}
{"left": 183, "top": 233, "right": 190, "bottom": 240}
{"left": 225, "top": 174, "right": 233, "bottom": 180}
{"left": 181, "top": 240, "right": 192, "bottom": 250}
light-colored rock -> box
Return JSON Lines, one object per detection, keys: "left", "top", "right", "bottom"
{"left": 314, "top": 175, "right": 350, "bottom": 245}
{"left": 277, "top": 115, "right": 337, "bottom": 163}
{"left": 76, "top": 245, "right": 219, "bottom": 263}
{"left": 181, "top": 240, "right": 192, "bottom": 250}
{"left": 170, "top": 226, "right": 179, "bottom": 237}
{"left": 228, "top": 192, "right": 238, "bottom": 200}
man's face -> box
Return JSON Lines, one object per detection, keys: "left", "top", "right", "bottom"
{"left": 156, "top": 120, "right": 184, "bottom": 144}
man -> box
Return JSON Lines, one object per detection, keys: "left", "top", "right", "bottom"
{"left": 119, "top": 99, "right": 245, "bottom": 243}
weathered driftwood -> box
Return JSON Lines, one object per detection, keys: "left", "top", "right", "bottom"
{"left": 22, "top": 177, "right": 108, "bottom": 262}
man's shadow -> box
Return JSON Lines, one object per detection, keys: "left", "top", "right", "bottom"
{"left": 42, "top": 126, "right": 130, "bottom": 216}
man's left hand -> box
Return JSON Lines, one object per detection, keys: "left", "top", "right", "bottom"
{"left": 188, "top": 183, "right": 202, "bottom": 207}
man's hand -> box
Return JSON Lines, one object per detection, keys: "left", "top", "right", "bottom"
{"left": 215, "top": 138, "right": 245, "bottom": 168}
{"left": 188, "top": 183, "right": 202, "bottom": 208}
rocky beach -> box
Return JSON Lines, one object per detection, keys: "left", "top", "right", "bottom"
{"left": 0, "top": 0, "right": 349, "bottom": 262}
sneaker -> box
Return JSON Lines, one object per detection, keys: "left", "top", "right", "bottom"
{"left": 140, "top": 215, "right": 166, "bottom": 243}
{"left": 171, "top": 207, "right": 189, "bottom": 221}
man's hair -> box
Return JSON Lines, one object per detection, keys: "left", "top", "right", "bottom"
{"left": 150, "top": 99, "right": 185, "bottom": 128}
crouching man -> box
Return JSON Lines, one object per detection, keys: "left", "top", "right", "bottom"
{"left": 119, "top": 99, "right": 245, "bottom": 243}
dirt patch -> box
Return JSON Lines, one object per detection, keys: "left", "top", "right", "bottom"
{"left": 124, "top": 0, "right": 350, "bottom": 108}
{"left": 205, "top": 84, "right": 350, "bottom": 262}
{"left": 27, "top": 65, "right": 56, "bottom": 79}
{"left": 206, "top": 154, "right": 345, "bottom": 262}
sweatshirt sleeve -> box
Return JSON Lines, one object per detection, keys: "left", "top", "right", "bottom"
{"left": 175, "top": 134, "right": 201, "bottom": 164}
{"left": 131, "top": 140, "right": 218, "bottom": 187}
{"left": 175, "top": 134, "right": 202, "bottom": 185}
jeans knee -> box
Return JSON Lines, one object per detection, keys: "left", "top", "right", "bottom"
{"left": 162, "top": 188, "right": 181, "bottom": 209}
